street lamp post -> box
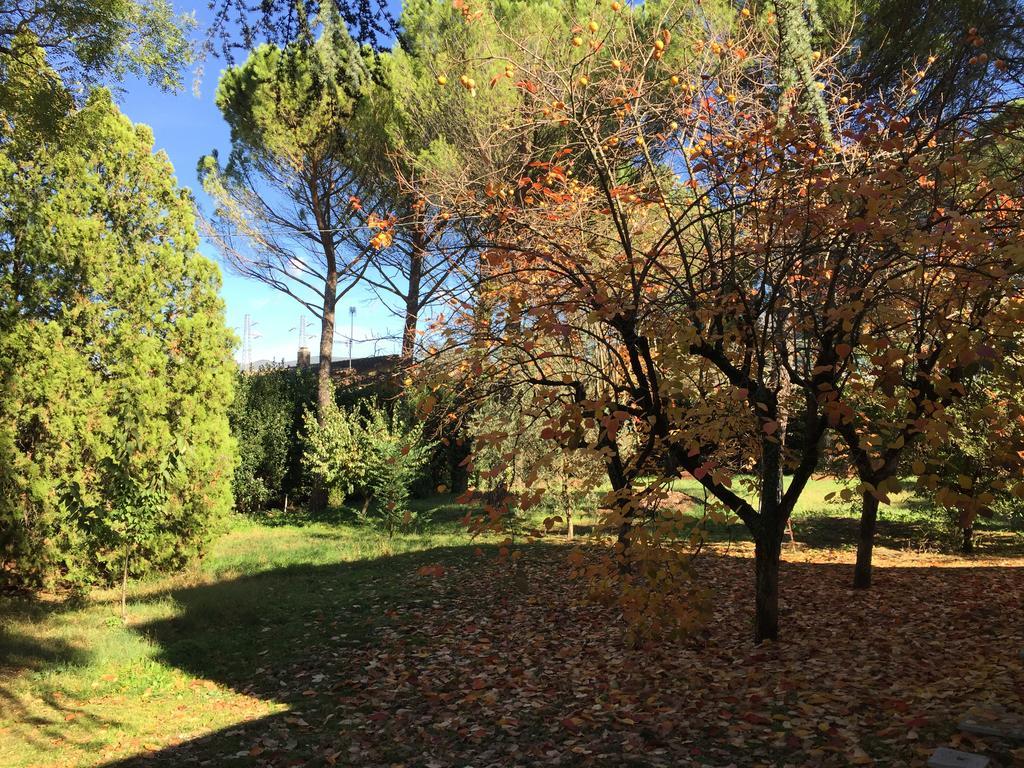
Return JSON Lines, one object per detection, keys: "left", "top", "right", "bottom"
{"left": 348, "top": 306, "right": 355, "bottom": 369}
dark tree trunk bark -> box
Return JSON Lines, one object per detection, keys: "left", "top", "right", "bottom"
{"left": 754, "top": 424, "right": 786, "bottom": 643}
{"left": 309, "top": 270, "right": 338, "bottom": 513}
{"left": 754, "top": 532, "right": 781, "bottom": 644}
{"left": 449, "top": 436, "right": 470, "bottom": 494}
{"left": 317, "top": 274, "right": 337, "bottom": 415}
{"left": 962, "top": 525, "right": 974, "bottom": 554}
{"left": 615, "top": 501, "right": 632, "bottom": 569}
{"left": 401, "top": 227, "right": 424, "bottom": 360}
{"left": 560, "top": 455, "right": 574, "bottom": 540}
{"left": 852, "top": 491, "right": 879, "bottom": 589}
{"left": 604, "top": 461, "right": 632, "bottom": 573}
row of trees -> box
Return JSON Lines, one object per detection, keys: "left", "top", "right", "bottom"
{"left": 0, "top": 7, "right": 236, "bottom": 588}
{"left": 203, "top": 0, "right": 1024, "bottom": 643}
{"left": 407, "top": 0, "right": 1024, "bottom": 642}
{"left": 199, "top": 0, "right": 513, "bottom": 507}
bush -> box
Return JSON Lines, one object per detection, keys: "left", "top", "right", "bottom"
{"left": 302, "top": 398, "right": 432, "bottom": 534}
{"left": 229, "top": 367, "right": 316, "bottom": 513}
{"left": 910, "top": 362, "right": 1024, "bottom": 552}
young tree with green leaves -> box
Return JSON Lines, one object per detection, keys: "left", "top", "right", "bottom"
{"left": 302, "top": 397, "right": 432, "bottom": 533}
{"left": 230, "top": 368, "right": 297, "bottom": 513}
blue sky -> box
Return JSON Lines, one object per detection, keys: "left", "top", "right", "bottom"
{"left": 118, "top": 2, "right": 402, "bottom": 365}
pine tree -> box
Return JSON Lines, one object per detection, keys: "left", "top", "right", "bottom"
{"left": 199, "top": 11, "right": 375, "bottom": 510}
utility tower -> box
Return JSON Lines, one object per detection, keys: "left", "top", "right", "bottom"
{"left": 241, "top": 314, "right": 260, "bottom": 371}
{"left": 242, "top": 314, "right": 252, "bottom": 371}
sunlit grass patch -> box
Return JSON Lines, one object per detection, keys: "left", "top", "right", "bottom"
{"left": 0, "top": 499, "right": 483, "bottom": 768}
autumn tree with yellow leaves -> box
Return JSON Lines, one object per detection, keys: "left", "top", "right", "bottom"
{"left": 413, "top": 0, "right": 1024, "bottom": 643}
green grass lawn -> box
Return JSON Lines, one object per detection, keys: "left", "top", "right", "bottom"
{"left": 0, "top": 495, "right": 484, "bottom": 768}
{"left": 1, "top": 483, "right": 1020, "bottom": 767}
{"left": 589, "top": 474, "right": 1023, "bottom": 555}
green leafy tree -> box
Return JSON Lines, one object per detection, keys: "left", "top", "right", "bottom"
{"left": 467, "top": 389, "right": 605, "bottom": 539}
{"left": 200, "top": 4, "right": 378, "bottom": 510}
{"left": 350, "top": 0, "right": 574, "bottom": 358}
{"left": 229, "top": 369, "right": 294, "bottom": 513}
{"left": 824, "top": 0, "right": 1024, "bottom": 119}
{"left": 913, "top": 355, "right": 1024, "bottom": 552}
{"left": 0, "top": 0, "right": 194, "bottom": 112}
{"left": 90, "top": 416, "right": 180, "bottom": 619}
{"left": 0, "top": 58, "right": 235, "bottom": 587}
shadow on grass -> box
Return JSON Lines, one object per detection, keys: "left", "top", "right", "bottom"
{"left": 131, "top": 543, "right": 501, "bottom": 689}
{"left": 241, "top": 503, "right": 362, "bottom": 528}
{"left": 0, "top": 593, "right": 93, "bottom": 677}
{"left": 4, "top": 496, "right": 1019, "bottom": 768}
{"left": 789, "top": 514, "right": 1024, "bottom": 556}
{"left": 0, "top": 631, "right": 119, "bottom": 758}
{"left": 790, "top": 515, "right": 939, "bottom": 551}
{"left": 89, "top": 541, "right": 529, "bottom": 766}
{"left": 89, "top": 545, "right": 1024, "bottom": 768}
{"left": 0, "top": 627, "right": 91, "bottom": 675}
{"left": 245, "top": 493, "right": 477, "bottom": 533}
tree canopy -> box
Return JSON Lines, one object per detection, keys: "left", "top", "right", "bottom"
{"left": 409, "top": 0, "right": 1024, "bottom": 642}
{"left": 0, "top": 0, "right": 195, "bottom": 93}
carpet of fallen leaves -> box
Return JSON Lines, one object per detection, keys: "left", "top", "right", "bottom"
{"left": 111, "top": 544, "right": 1024, "bottom": 768}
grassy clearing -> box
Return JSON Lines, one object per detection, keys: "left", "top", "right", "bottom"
{"left": 0, "top": 495, "right": 480, "bottom": 768}
{"left": 619, "top": 474, "right": 1023, "bottom": 555}
{"left": 0, "top": 482, "right": 1020, "bottom": 768}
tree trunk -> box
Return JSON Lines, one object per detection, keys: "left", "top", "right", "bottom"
{"left": 317, "top": 275, "right": 337, "bottom": 414}
{"left": 560, "top": 454, "right": 573, "bottom": 540}
{"left": 852, "top": 492, "right": 880, "bottom": 589}
{"left": 754, "top": 423, "right": 786, "bottom": 643}
{"left": 594, "top": 436, "right": 633, "bottom": 569}
{"left": 121, "top": 547, "right": 130, "bottom": 622}
{"left": 401, "top": 227, "right": 424, "bottom": 360}
{"left": 309, "top": 270, "right": 338, "bottom": 513}
{"left": 449, "top": 436, "right": 470, "bottom": 494}
{"left": 754, "top": 532, "right": 781, "bottom": 644}
{"left": 961, "top": 525, "right": 974, "bottom": 554}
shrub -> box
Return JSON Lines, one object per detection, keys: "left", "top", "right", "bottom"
{"left": 229, "top": 367, "right": 316, "bottom": 513}
{"left": 302, "top": 398, "right": 431, "bottom": 534}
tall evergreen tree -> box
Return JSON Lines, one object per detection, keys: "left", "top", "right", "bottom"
{"left": 0, "top": 52, "right": 235, "bottom": 586}
{"left": 199, "top": 6, "right": 377, "bottom": 509}
{"left": 818, "top": 0, "right": 1024, "bottom": 119}
{"left": 0, "top": 0, "right": 195, "bottom": 100}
